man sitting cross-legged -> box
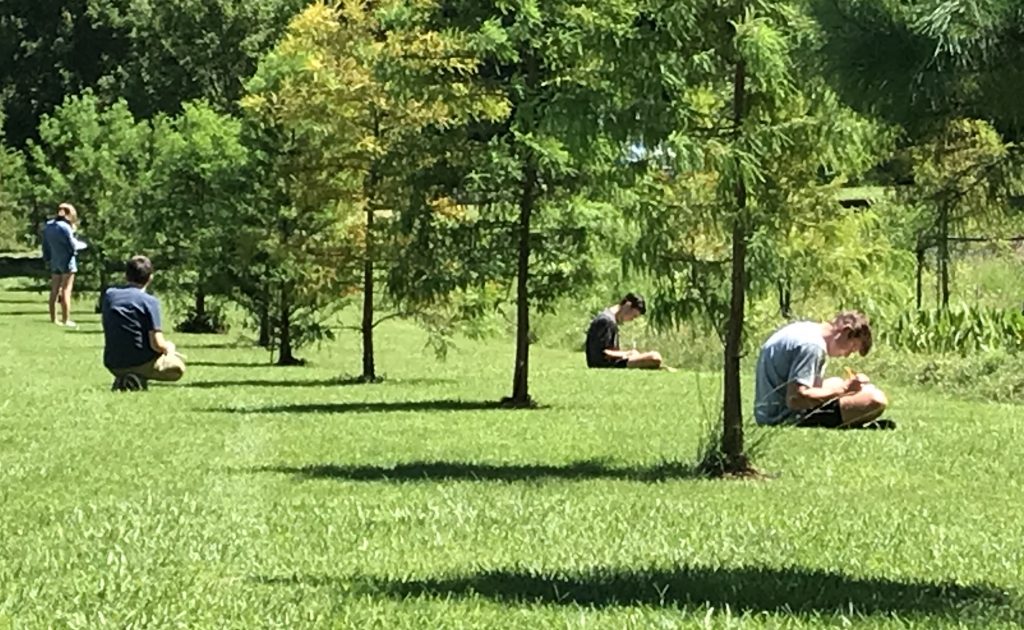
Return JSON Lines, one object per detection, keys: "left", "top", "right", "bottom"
{"left": 101, "top": 255, "right": 186, "bottom": 391}
{"left": 753, "top": 310, "right": 893, "bottom": 429}
{"left": 585, "top": 293, "right": 666, "bottom": 370}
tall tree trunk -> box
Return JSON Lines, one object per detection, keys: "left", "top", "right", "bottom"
{"left": 721, "top": 57, "right": 749, "bottom": 473}
{"left": 915, "top": 247, "right": 925, "bottom": 309}
{"left": 510, "top": 159, "right": 538, "bottom": 406}
{"left": 277, "top": 284, "right": 296, "bottom": 366}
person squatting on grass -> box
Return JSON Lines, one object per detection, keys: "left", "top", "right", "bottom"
{"left": 101, "top": 255, "right": 186, "bottom": 391}
{"left": 585, "top": 293, "right": 666, "bottom": 370}
{"left": 42, "top": 202, "right": 86, "bottom": 328}
{"left": 754, "top": 310, "right": 893, "bottom": 430}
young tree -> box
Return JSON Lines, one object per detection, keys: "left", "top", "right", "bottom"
{"left": 146, "top": 102, "right": 249, "bottom": 331}
{"left": 247, "top": 1, "right": 504, "bottom": 378}
{"left": 389, "top": 0, "right": 642, "bottom": 405}
{"left": 625, "top": 1, "right": 884, "bottom": 472}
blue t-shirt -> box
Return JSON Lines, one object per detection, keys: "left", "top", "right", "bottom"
{"left": 753, "top": 321, "right": 827, "bottom": 425}
{"left": 101, "top": 286, "right": 164, "bottom": 370}
{"left": 41, "top": 219, "right": 77, "bottom": 274}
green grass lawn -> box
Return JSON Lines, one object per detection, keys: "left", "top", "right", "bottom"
{"left": 1, "top": 281, "right": 1022, "bottom": 629}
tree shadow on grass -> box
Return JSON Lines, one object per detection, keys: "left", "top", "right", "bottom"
{"left": 253, "top": 566, "right": 1018, "bottom": 619}
{"left": 190, "top": 360, "right": 271, "bottom": 368}
{"left": 249, "top": 458, "right": 697, "bottom": 483}
{"left": 186, "top": 377, "right": 455, "bottom": 390}
{"left": 0, "top": 296, "right": 43, "bottom": 304}
{"left": 219, "top": 399, "right": 522, "bottom": 414}
{"left": 0, "top": 310, "right": 44, "bottom": 316}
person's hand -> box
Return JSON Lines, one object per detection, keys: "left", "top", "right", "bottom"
{"left": 165, "top": 341, "right": 177, "bottom": 356}
{"left": 844, "top": 377, "right": 863, "bottom": 394}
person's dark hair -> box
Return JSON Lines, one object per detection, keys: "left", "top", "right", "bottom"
{"left": 620, "top": 292, "right": 646, "bottom": 315}
{"left": 125, "top": 255, "right": 154, "bottom": 285}
{"left": 832, "top": 310, "right": 872, "bottom": 356}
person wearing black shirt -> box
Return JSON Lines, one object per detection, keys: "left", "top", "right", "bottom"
{"left": 585, "top": 293, "right": 665, "bottom": 369}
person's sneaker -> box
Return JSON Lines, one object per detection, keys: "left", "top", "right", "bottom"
{"left": 861, "top": 418, "right": 897, "bottom": 430}
{"left": 112, "top": 373, "right": 147, "bottom": 392}
{"left": 62, "top": 320, "right": 77, "bottom": 328}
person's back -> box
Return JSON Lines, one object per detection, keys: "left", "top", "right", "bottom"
{"left": 101, "top": 286, "right": 162, "bottom": 371}
{"left": 43, "top": 218, "right": 78, "bottom": 274}
{"left": 586, "top": 309, "right": 622, "bottom": 368}
{"left": 754, "top": 321, "right": 826, "bottom": 425}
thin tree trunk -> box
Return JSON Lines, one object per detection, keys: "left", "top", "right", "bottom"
{"left": 915, "top": 247, "right": 924, "bottom": 309}
{"left": 258, "top": 302, "right": 271, "bottom": 347}
{"left": 510, "top": 159, "right": 538, "bottom": 406}
{"left": 361, "top": 188, "right": 376, "bottom": 382}
{"left": 938, "top": 202, "right": 950, "bottom": 309}
{"left": 195, "top": 286, "right": 206, "bottom": 321}
{"left": 277, "top": 284, "right": 296, "bottom": 366}
{"left": 721, "top": 57, "right": 749, "bottom": 473}
{"left": 777, "top": 277, "right": 791, "bottom": 318}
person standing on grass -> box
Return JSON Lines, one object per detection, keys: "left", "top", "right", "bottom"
{"left": 753, "top": 310, "right": 893, "bottom": 429}
{"left": 42, "top": 202, "right": 85, "bottom": 327}
{"left": 101, "top": 255, "right": 186, "bottom": 391}
{"left": 585, "top": 293, "right": 667, "bottom": 370}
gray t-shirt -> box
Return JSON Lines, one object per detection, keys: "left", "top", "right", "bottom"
{"left": 101, "top": 286, "right": 164, "bottom": 370}
{"left": 754, "top": 321, "right": 827, "bottom": 425}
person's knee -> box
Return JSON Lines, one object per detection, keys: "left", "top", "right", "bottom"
{"left": 872, "top": 387, "right": 888, "bottom": 410}
{"left": 649, "top": 351, "right": 663, "bottom": 367}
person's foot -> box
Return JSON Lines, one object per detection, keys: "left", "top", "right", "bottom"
{"left": 859, "top": 418, "right": 897, "bottom": 430}
{"left": 62, "top": 320, "right": 77, "bottom": 328}
{"left": 112, "top": 373, "right": 147, "bottom": 392}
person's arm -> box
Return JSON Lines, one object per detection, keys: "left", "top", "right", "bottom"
{"left": 145, "top": 298, "right": 176, "bottom": 355}
{"left": 58, "top": 222, "right": 75, "bottom": 253}
{"left": 149, "top": 330, "right": 176, "bottom": 355}
{"left": 785, "top": 346, "right": 860, "bottom": 411}
{"left": 594, "top": 318, "right": 635, "bottom": 360}
{"left": 786, "top": 379, "right": 860, "bottom": 411}
{"left": 603, "top": 348, "right": 638, "bottom": 360}
{"left": 41, "top": 228, "right": 51, "bottom": 264}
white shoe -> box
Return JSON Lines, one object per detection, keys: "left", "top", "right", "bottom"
{"left": 62, "top": 320, "right": 77, "bottom": 328}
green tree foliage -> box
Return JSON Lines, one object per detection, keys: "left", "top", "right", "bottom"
{"left": 26, "top": 91, "right": 154, "bottom": 290}
{"left": 146, "top": 102, "right": 249, "bottom": 331}
{"left": 0, "top": 0, "right": 127, "bottom": 147}
{"left": 0, "top": 0, "right": 305, "bottom": 147}
{"left": 0, "top": 111, "right": 30, "bottom": 251}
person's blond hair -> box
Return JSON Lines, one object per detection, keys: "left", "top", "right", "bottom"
{"left": 57, "top": 202, "right": 78, "bottom": 226}
{"left": 831, "top": 310, "right": 873, "bottom": 356}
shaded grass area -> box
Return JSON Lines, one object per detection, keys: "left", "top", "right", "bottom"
{"left": 1, "top": 279, "right": 1022, "bottom": 629}
{"left": 257, "top": 565, "right": 1013, "bottom": 617}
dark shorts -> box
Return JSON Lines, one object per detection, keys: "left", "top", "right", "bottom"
{"left": 588, "top": 358, "right": 629, "bottom": 369}
{"left": 794, "top": 398, "right": 844, "bottom": 428}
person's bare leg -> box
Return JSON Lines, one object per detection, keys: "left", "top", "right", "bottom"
{"left": 59, "top": 273, "right": 75, "bottom": 324}
{"left": 838, "top": 384, "right": 888, "bottom": 426}
{"left": 627, "top": 351, "right": 663, "bottom": 370}
{"left": 48, "top": 275, "right": 61, "bottom": 323}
